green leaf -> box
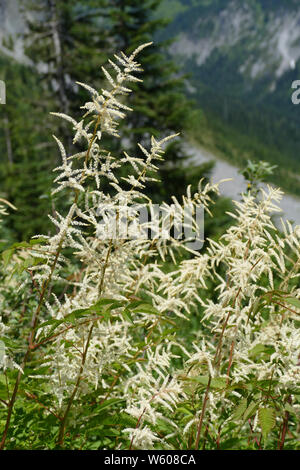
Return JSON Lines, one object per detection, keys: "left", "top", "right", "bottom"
{"left": 29, "top": 238, "right": 47, "bottom": 246}
{"left": 122, "top": 309, "right": 133, "bottom": 324}
{"left": 285, "top": 297, "right": 300, "bottom": 309}
{"left": 231, "top": 398, "right": 248, "bottom": 421}
{"left": 23, "top": 366, "right": 50, "bottom": 377}
{"left": 284, "top": 403, "right": 298, "bottom": 416}
{"left": 192, "top": 375, "right": 227, "bottom": 389}
{"left": 2, "top": 249, "right": 13, "bottom": 268}
{"left": 211, "top": 377, "right": 228, "bottom": 389}
{"left": 258, "top": 407, "right": 276, "bottom": 441}
{"left": 131, "top": 303, "right": 159, "bottom": 315}
{"left": 1, "top": 238, "right": 47, "bottom": 268}
{"left": 15, "top": 256, "right": 43, "bottom": 275}
{"left": 176, "top": 406, "right": 194, "bottom": 416}
{"left": 243, "top": 401, "right": 259, "bottom": 421}
{"left": 248, "top": 298, "right": 262, "bottom": 321}
{"left": 249, "top": 344, "right": 266, "bottom": 358}
{"left": 38, "top": 299, "right": 118, "bottom": 333}
{"left": 1, "top": 337, "right": 25, "bottom": 353}
{"left": 92, "top": 298, "right": 124, "bottom": 310}
{"left": 101, "top": 412, "right": 136, "bottom": 427}
{"left": 11, "top": 238, "right": 47, "bottom": 250}
{"left": 96, "top": 398, "right": 125, "bottom": 413}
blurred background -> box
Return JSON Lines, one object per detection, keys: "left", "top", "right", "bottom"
{"left": 0, "top": 0, "right": 299, "bottom": 243}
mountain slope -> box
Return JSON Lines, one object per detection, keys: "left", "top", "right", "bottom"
{"left": 0, "top": 0, "right": 28, "bottom": 63}
{"left": 1, "top": 0, "right": 300, "bottom": 195}
{"left": 158, "top": 0, "right": 300, "bottom": 195}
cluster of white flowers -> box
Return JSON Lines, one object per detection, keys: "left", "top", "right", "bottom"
{"left": 178, "top": 187, "right": 300, "bottom": 441}
{"left": 2, "top": 42, "right": 299, "bottom": 449}
{"left": 19, "top": 43, "right": 219, "bottom": 447}
{"left": 31, "top": 43, "right": 300, "bottom": 447}
{"left": 0, "top": 200, "right": 23, "bottom": 376}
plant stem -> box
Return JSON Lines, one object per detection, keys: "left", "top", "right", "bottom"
{"left": 57, "top": 241, "right": 113, "bottom": 446}
{"left": 195, "top": 375, "right": 211, "bottom": 449}
{"left": 57, "top": 322, "right": 95, "bottom": 446}
{"left": 0, "top": 244, "right": 63, "bottom": 450}
{"left": 278, "top": 395, "right": 292, "bottom": 450}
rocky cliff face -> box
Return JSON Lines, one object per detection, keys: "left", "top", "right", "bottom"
{"left": 0, "top": 0, "right": 27, "bottom": 62}
{"left": 3, "top": 0, "right": 300, "bottom": 87}
{"left": 164, "top": 0, "right": 300, "bottom": 93}
{"left": 156, "top": 0, "right": 300, "bottom": 195}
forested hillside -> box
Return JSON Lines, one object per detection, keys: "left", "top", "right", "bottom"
{"left": 157, "top": 0, "right": 300, "bottom": 195}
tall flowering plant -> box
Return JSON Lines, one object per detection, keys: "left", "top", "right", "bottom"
{"left": 0, "top": 43, "right": 299, "bottom": 450}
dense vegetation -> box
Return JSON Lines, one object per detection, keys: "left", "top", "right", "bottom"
{"left": 0, "top": 1, "right": 299, "bottom": 451}
{"left": 0, "top": 42, "right": 299, "bottom": 451}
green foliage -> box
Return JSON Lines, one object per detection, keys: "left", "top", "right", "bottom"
{"left": 240, "top": 159, "right": 277, "bottom": 196}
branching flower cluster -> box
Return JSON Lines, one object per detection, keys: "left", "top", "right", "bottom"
{"left": 0, "top": 43, "right": 299, "bottom": 451}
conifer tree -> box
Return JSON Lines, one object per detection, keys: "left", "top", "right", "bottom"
{"left": 21, "top": 0, "right": 109, "bottom": 119}
{"left": 0, "top": 55, "right": 53, "bottom": 240}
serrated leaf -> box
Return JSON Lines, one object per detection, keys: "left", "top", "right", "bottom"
{"left": 243, "top": 401, "right": 259, "bottom": 421}
{"left": 101, "top": 412, "right": 136, "bottom": 427}
{"left": 258, "top": 407, "right": 276, "bottom": 441}
{"left": 231, "top": 398, "right": 248, "bottom": 421}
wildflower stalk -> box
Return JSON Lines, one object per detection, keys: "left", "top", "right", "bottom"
{"left": 194, "top": 375, "right": 211, "bottom": 449}
{"left": 278, "top": 395, "right": 292, "bottom": 450}
{"left": 193, "top": 246, "right": 265, "bottom": 448}
{"left": 57, "top": 322, "right": 95, "bottom": 446}
{"left": 1, "top": 42, "right": 299, "bottom": 450}
{"left": 60, "top": 160, "right": 156, "bottom": 445}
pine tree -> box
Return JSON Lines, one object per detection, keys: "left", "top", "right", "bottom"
{"left": 21, "top": 0, "right": 109, "bottom": 118}
{"left": 0, "top": 54, "right": 53, "bottom": 240}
